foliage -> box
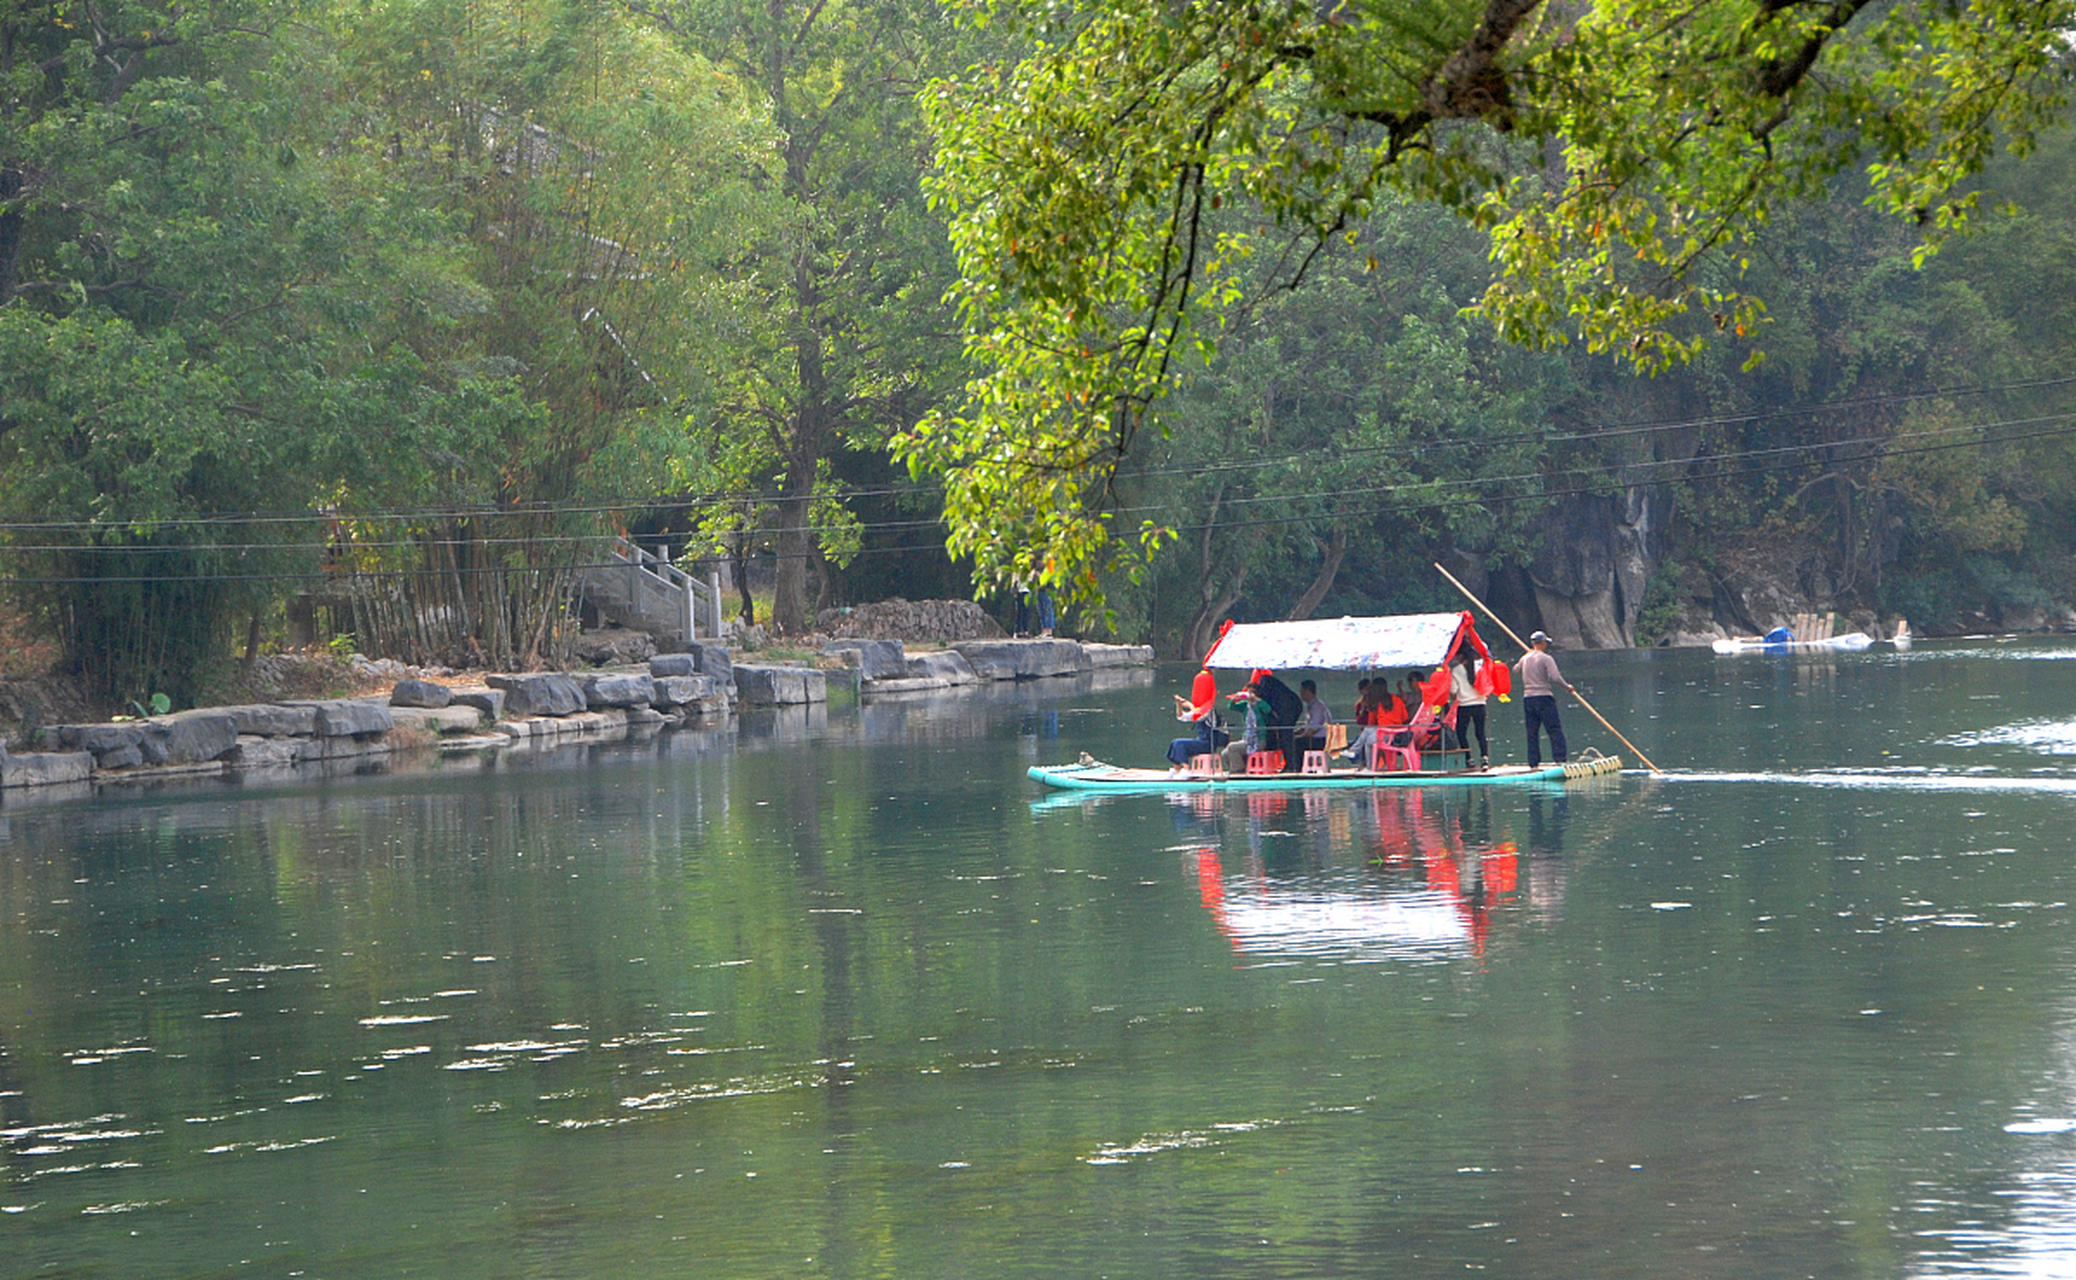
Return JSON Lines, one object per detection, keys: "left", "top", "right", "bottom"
{"left": 901, "top": 0, "right": 2076, "bottom": 614}
{"left": 0, "top": 0, "right": 780, "bottom": 688}
{"left": 1111, "top": 190, "right": 1561, "bottom": 651}
{"left": 644, "top": 0, "right": 974, "bottom": 633}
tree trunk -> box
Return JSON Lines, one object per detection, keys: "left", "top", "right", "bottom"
{"left": 772, "top": 486, "right": 813, "bottom": 635}
{"left": 1184, "top": 569, "right": 1246, "bottom": 663}
{"left": 1285, "top": 527, "right": 1348, "bottom": 621}
{"left": 733, "top": 533, "right": 755, "bottom": 624}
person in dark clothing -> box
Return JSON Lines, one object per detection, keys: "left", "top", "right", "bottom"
{"left": 1241, "top": 670, "right": 1305, "bottom": 773}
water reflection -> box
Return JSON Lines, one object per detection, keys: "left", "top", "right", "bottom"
{"left": 1178, "top": 789, "right": 1559, "bottom": 963}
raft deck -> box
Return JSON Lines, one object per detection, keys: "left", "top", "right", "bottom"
{"left": 1029, "top": 755, "right": 1621, "bottom": 794}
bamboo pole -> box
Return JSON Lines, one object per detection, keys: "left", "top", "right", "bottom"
{"left": 1432, "top": 562, "right": 1665, "bottom": 776}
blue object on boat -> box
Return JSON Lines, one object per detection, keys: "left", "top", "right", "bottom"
{"left": 1763, "top": 626, "right": 1794, "bottom": 644}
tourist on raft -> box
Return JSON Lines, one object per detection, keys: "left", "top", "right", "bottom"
{"left": 1295, "top": 679, "right": 1333, "bottom": 758}
{"left": 1340, "top": 676, "right": 1407, "bottom": 765}
{"left": 1232, "top": 669, "right": 1304, "bottom": 772}
{"left": 1166, "top": 668, "right": 1229, "bottom": 772}
{"left": 1516, "top": 630, "right": 1573, "bottom": 767}
{"left": 1451, "top": 651, "right": 1491, "bottom": 770}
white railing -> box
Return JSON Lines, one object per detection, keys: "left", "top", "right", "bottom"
{"left": 607, "top": 536, "right": 724, "bottom": 641}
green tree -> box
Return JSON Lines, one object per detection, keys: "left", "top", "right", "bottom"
{"left": 899, "top": 0, "right": 2076, "bottom": 614}
{"left": 0, "top": 0, "right": 420, "bottom": 700}
{"left": 649, "top": 0, "right": 969, "bottom": 634}
{"left": 1112, "top": 193, "right": 1561, "bottom": 654}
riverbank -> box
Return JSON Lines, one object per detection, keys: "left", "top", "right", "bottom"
{"left": 0, "top": 636, "right": 1154, "bottom": 801}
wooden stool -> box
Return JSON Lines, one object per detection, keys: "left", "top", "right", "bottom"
{"left": 1246, "top": 750, "right": 1283, "bottom": 776}
{"left": 1188, "top": 753, "right": 1224, "bottom": 777}
{"left": 1301, "top": 750, "right": 1331, "bottom": 775}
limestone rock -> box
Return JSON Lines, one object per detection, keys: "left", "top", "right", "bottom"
{"left": 1082, "top": 643, "right": 1155, "bottom": 669}
{"left": 904, "top": 649, "right": 977, "bottom": 685}
{"left": 221, "top": 703, "right": 318, "bottom": 737}
{"left": 652, "top": 674, "right": 719, "bottom": 706}
{"left": 733, "top": 664, "right": 827, "bottom": 705}
{"left": 227, "top": 735, "right": 302, "bottom": 769}
{"left": 48, "top": 723, "right": 144, "bottom": 754}
{"left": 951, "top": 638, "right": 1088, "bottom": 680}
{"left": 486, "top": 673, "right": 585, "bottom": 718}
{"left": 855, "top": 676, "right": 949, "bottom": 695}
{"left": 94, "top": 745, "right": 145, "bottom": 770}
{"left": 280, "top": 700, "right": 395, "bottom": 738}
{"left": 695, "top": 644, "right": 733, "bottom": 685}
{"left": 650, "top": 653, "right": 698, "bottom": 678}
{"left": 145, "top": 709, "right": 240, "bottom": 764}
{"left": 448, "top": 688, "right": 507, "bottom": 722}
{"left": 581, "top": 673, "right": 655, "bottom": 709}
{"left": 388, "top": 706, "right": 483, "bottom": 735}
{"left": 823, "top": 638, "right": 907, "bottom": 681}
{"left": 2, "top": 751, "right": 94, "bottom": 788}
{"left": 390, "top": 679, "right": 453, "bottom": 709}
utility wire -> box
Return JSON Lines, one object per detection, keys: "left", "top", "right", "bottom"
{"left": 2, "top": 372, "right": 2070, "bottom": 535}
{"left": 5, "top": 401, "right": 2068, "bottom": 556}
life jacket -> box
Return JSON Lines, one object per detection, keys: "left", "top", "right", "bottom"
{"left": 1476, "top": 661, "right": 1512, "bottom": 701}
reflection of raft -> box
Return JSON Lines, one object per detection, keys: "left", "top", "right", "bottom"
{"left": 1028, "top": 754, "right": 1621, "bottom": 794}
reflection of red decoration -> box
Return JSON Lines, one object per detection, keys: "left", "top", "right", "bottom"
{"left": 1194, "top": 846, "right": 1236, "bottom": 948}
{"left": 1486, "top": 843, "right": 1518, "bottom": 895}
{"left": 1247, "top": 792, "right": 1287, "bottom": 819}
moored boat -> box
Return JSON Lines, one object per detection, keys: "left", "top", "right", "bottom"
{"left": 1712, "top": 631, "right": 1875, "bottom": 654}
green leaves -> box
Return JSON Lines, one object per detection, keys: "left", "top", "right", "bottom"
{"left": 908, "top": 0, "right": 2076, "bottom": 614}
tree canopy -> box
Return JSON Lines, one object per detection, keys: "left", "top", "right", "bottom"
{"left": 899, "top": 0, "right": 2076, "bottom": 614}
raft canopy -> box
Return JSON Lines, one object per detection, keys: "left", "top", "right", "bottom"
{"left": 1201, "top": 612, "right": 1489, "bottom": 673}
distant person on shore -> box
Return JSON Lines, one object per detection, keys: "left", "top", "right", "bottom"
{"left": 1034, "top": 584, "right": 1055, "bottom": 637}
{"left": 1012, "top": 580, "right": 1030, "bottom": 637}
{"left": 1516, "top": 630, "right": 1573, "bottom": 767}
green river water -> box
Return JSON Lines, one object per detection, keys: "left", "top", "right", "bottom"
{"left": 7, "top": 641, "right": 2076, "bottom": 1278}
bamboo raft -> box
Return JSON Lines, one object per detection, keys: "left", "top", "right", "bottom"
{"left": 1028, "top": 753, "right": 1622, "bottom": 795}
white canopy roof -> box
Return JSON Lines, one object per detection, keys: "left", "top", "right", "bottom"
{"left": 1201, "top": 612, "right": 1476, "bottom": 672}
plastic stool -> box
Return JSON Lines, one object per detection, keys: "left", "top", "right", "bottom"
{"left": 1301, "top": 750, "right": 1331, "bottom": 775}
{"left": 1246, "top": 751, "right": 1283, "bottom": 776}
{"left": 1188, "top": 753, "right": 1224, "bottom": 777}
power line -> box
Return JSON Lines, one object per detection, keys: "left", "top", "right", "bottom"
{"left": 3, "top": 372, "right": 2071, "bottom": 535}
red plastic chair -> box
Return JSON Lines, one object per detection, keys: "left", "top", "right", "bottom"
{"left": 1376, "top": 705, "right": 1441, "bottom": 772}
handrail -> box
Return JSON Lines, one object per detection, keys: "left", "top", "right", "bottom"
{"left": 607, "top": 536, "right": 724, "bottom": 641}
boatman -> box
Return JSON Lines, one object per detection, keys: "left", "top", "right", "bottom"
{"left": 1516, "top": 630, "right": 1573, "bottom": 768}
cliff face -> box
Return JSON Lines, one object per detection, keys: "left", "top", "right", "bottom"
{"left": 1527, "top": 490, "right": 1662, "bottom": 650}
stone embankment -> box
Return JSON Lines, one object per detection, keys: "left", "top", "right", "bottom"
{"left": 0, "top": 636, "right": 1151, "bottom": 793}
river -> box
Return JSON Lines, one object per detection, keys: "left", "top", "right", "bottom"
{"left": 5, "top": 641, "right": 2076, "bottom": 1278}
